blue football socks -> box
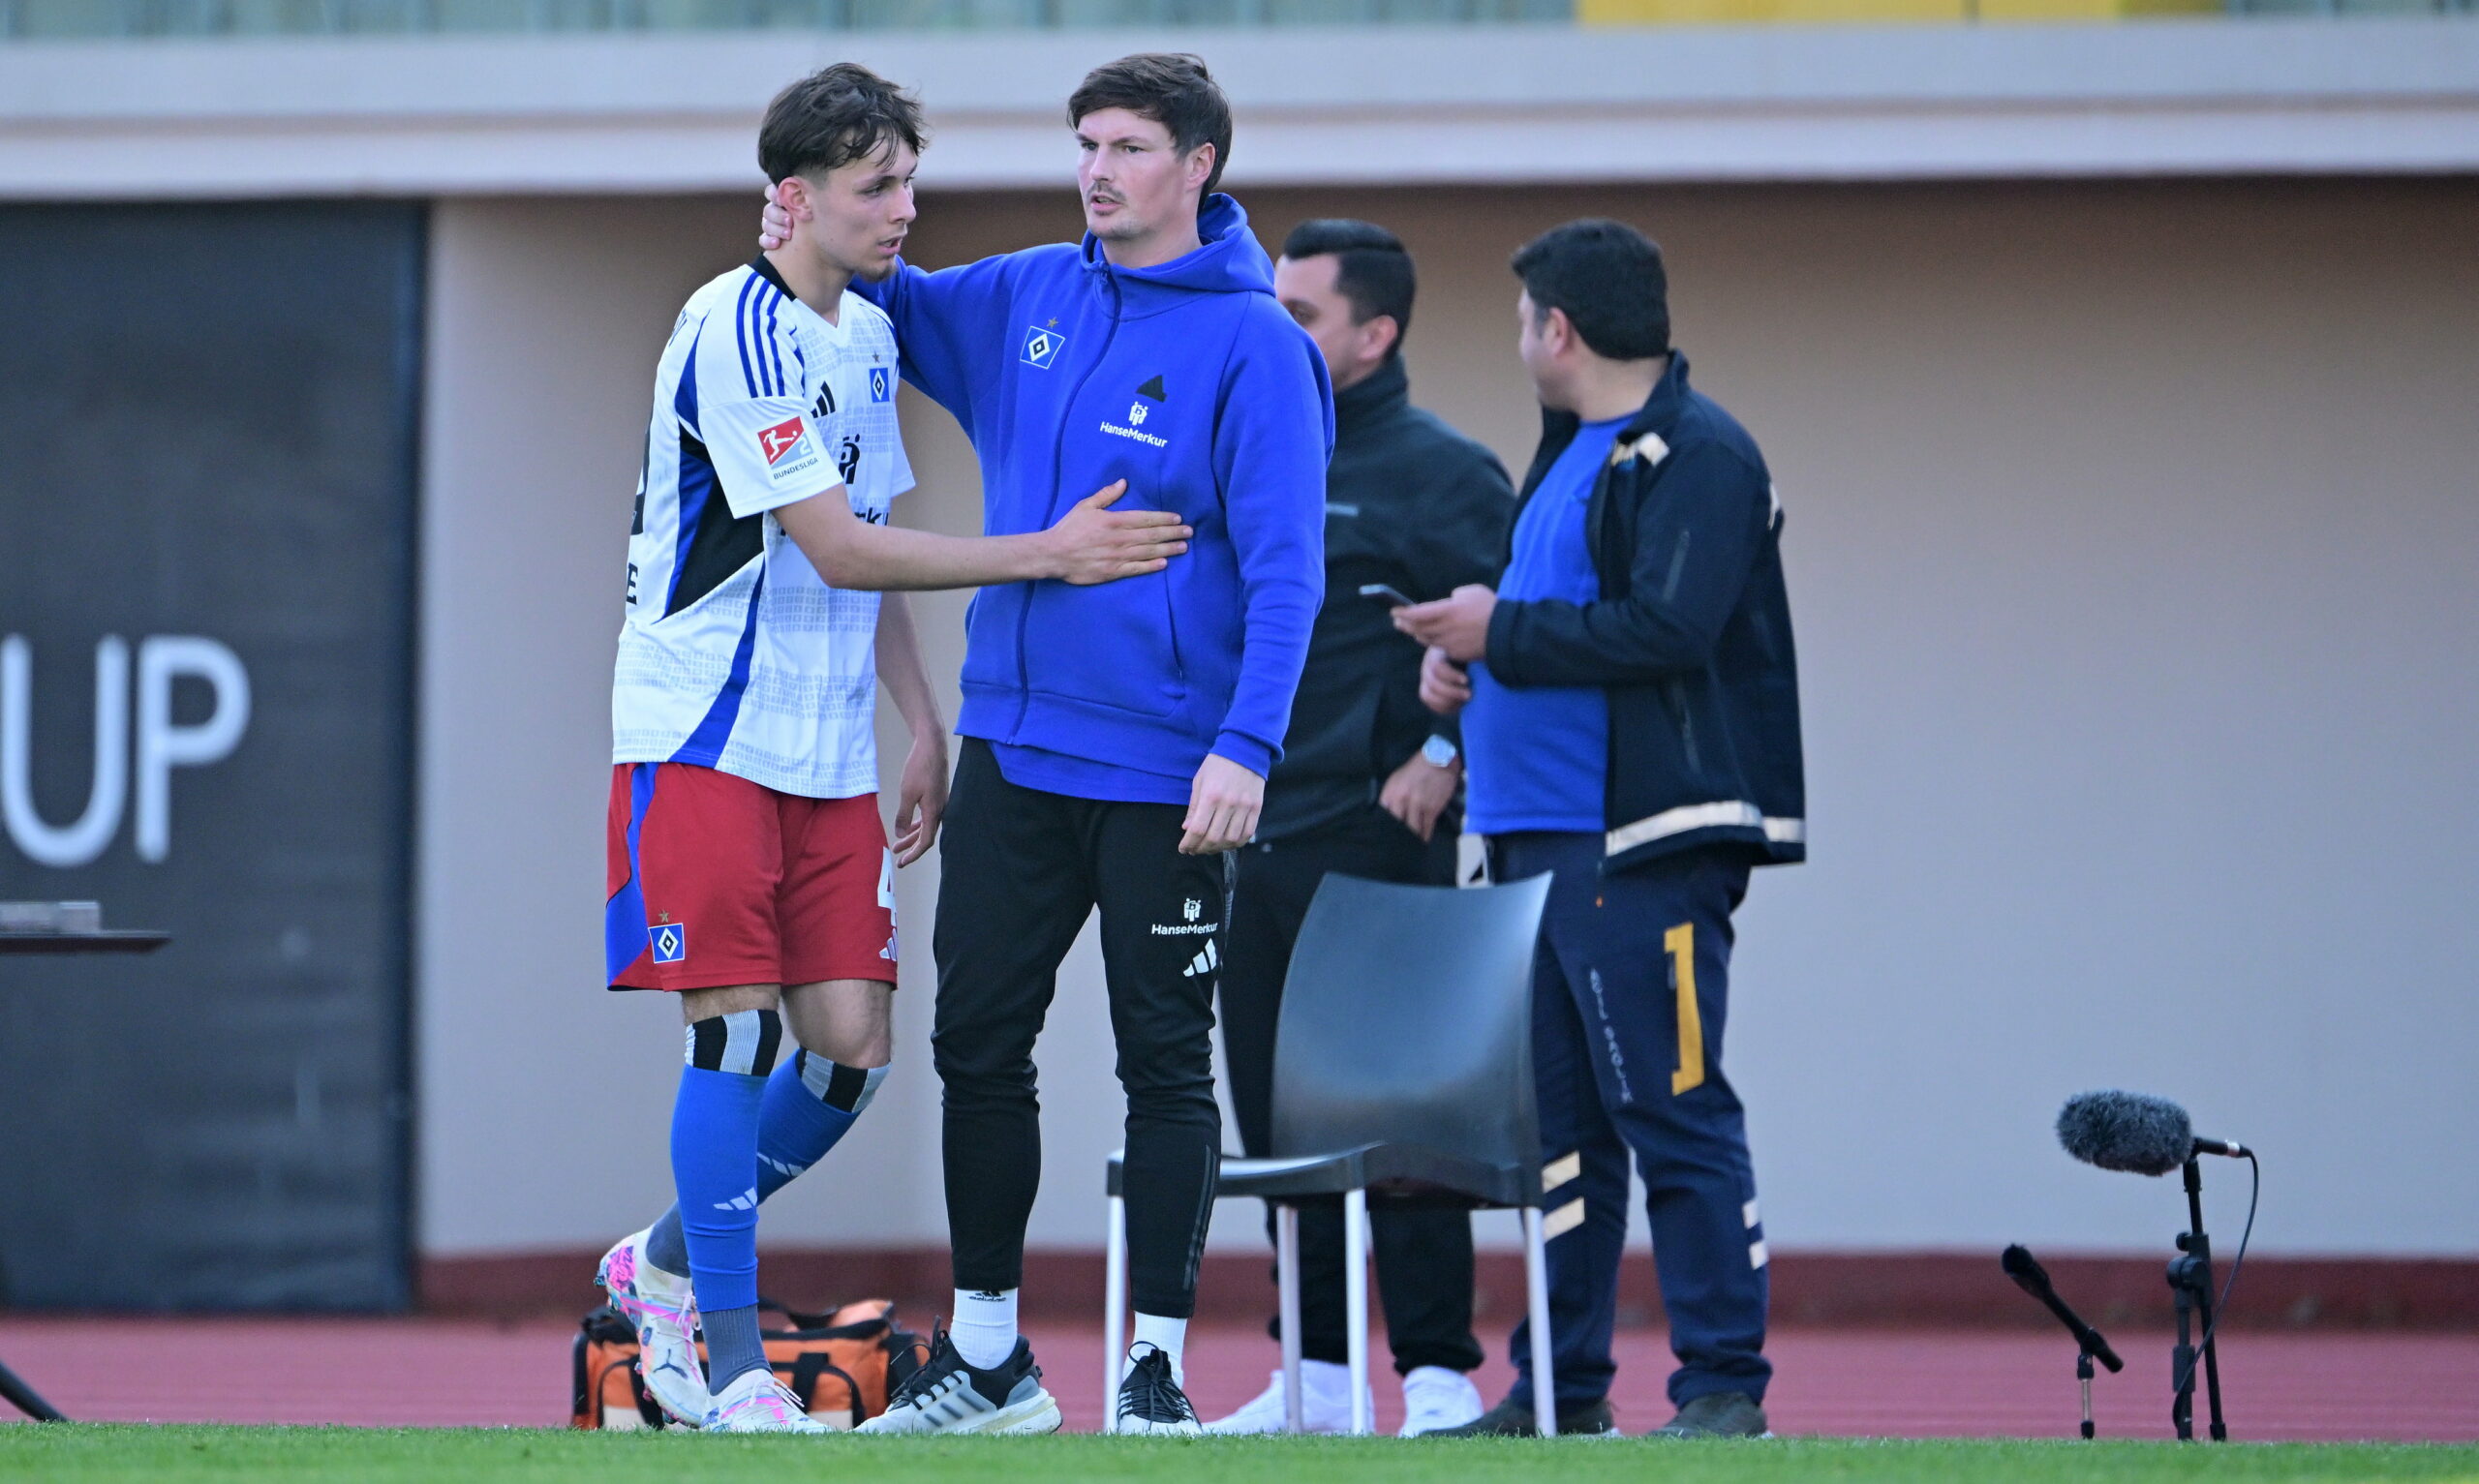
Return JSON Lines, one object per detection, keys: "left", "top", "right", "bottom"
{"left": 648, "top": 1050, "right": 885, "bottom": 1279}
{"left": 670, "top": 1011, "right": 781, "bottom": 1389}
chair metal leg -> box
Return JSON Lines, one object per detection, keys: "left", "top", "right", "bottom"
{"left": 0, "top": 1356, "right": 63, "bottom": 1422}
{"left": 1104, "top": 1192, "right": 1127, "bottom": 1434}
{"left": 1523, "top": 1205, "right": 1556, "bottom": 1438}
{"left": 1344, "top": 1186, "right": 1371, "bottom": 1436}
{"left": 1276, "top": 1202, "right": 1304, "bottom": 1434}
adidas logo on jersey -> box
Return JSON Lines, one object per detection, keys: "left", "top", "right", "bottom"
{"left": 1181, "top": 940, "right": 1219, "bottom": 979}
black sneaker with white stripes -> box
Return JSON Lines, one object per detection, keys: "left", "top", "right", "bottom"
{"left": 855, "top": 1324, "right": 1062, "bottom": 1435}
{"left": 1113, "top": 1343, "right": 1203, "bottom": 1436}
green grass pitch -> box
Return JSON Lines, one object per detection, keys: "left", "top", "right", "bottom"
{"left": 3, "top": 1427, "right": 2477, "bottom": 1484}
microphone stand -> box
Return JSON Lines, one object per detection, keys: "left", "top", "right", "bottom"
{"left": 2001, "top": 1245, "right": 2120, "bottom": 1439}
{"left": 2166, "top": 1157, "right": 2229, "bottom": 1441}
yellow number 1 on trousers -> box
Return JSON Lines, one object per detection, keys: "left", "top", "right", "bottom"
{"left": 1665, "top": 924, "right": 1705, "bottom": 1096}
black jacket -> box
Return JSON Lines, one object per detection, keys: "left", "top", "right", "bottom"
{"left": 1484, "top": 352, "right": 1805, "bottom": 873}
{"left": 1262, "top": 356, "right": 1515, "bottom": 840}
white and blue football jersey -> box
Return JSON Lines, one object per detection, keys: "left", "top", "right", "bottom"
{"left": 612, "top": 258, "right": 912, "bottom": 799}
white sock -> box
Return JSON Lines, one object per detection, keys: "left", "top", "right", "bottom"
{"left": 950, "top": 1287, "right": 1018, "bottom": 1371}
{"left": 1132, "top": 1312, "right": 1188, "bottom": 1387}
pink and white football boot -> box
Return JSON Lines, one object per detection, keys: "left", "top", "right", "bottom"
{"left": 596, "top": 1227, "right": 709, "bottom": 1428}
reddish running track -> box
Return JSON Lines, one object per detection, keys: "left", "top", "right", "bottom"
{"left": 1, "top": 1317, "right": 2474, "bottom": 1440}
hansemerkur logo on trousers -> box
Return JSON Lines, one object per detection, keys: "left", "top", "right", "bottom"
{"left": 1102, "top": 374, "right": 1169, "bottom": 448}
{"left": 1151, "top": 894, "right": 1215, "bottom": 936}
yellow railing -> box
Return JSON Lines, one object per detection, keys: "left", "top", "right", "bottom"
{"left": 1581, "top": 0, "right": 2216, "bottom": 21}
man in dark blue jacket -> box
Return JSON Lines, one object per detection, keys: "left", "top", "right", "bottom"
{"left": 764, "top": 54, "right": 1332, "bottom": 1436}
{"left": 1397, "top": 220, "right": 1804, "bottom": 1439}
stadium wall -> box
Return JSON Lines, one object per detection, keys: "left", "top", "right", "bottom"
{"left": 414, "top": 179, "right": 2479, "bottom": 1309}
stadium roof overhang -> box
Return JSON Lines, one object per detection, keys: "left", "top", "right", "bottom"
{"left": 1, "top": 18, "right": 2475, "bottom": 199}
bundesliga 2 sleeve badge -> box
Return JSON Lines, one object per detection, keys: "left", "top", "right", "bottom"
{"left": 757, "top": 416, "right": 825, "bottom": 486}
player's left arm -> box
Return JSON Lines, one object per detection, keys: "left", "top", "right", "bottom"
{"left": 873, "top": 593, "right": 949, "bottom": 866}
{"left": 1181, "top": 318, "right": 1332, "bottom": 856}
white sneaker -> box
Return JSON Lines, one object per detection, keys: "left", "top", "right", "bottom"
{"left": 596, "top": 1228, "right": 707, "bottom": 1429}
{"left": 1399, "top": 1365, "right": 1484, "bottom": 1437}
{"left": 1204, "top": 1360, "right": 1365, "bottom": 1435}
{"left": 856, "top": 1327, "right": 1063, "bottom": 1436}
{"left": 703, "top": 1366, "right": 831, "bottom": 1434}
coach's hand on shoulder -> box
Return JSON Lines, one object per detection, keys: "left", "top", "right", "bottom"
{"left": 1181, "top": 754, "right": 1263, "bottom": 856}
{"left": 760, "top": 183, "right": 790, "bottom": 253}
{"left": 891, "top": 724, "right": 949, "bottom": 867}
{"left": 1420, "top": 647, "right": 1473, "bottom": 716}
{"left": 1040, "top": 480, "right": 1192, "bottom": 586}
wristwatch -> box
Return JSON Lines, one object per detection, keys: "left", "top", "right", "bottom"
{"left": 1421, "top": 734, "right": 1459, "bottom": 769}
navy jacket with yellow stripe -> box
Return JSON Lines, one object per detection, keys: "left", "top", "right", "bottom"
{"left": 1483, "top": 351, "right": 1806, "bottom": 873}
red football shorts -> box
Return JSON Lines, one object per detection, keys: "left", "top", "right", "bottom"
{"left": 605, "top": 762, "right": 897, "bottom": 991}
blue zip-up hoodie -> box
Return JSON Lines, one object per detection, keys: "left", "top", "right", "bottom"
{"left": 855, "top": 196, "right": 1332, "bottom": 801}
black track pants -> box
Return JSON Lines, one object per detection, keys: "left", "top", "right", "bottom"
{"left": 1221, "top": 804, "right": 1485, "bottom": 1375}
{"left": 931, "top": 738, "right": 1225, "bottom": 1318}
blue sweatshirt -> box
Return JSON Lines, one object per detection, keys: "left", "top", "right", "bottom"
{"left": 855, "top": 195, "right": 1333, "bottom": 803}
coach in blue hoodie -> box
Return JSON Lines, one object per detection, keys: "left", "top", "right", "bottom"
{"left": 768, "top": 55, "right": 1331, "bottom": 1432}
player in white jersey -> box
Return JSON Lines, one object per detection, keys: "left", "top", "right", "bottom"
{"left": 595, "top": 65, "right": 1191, "bottom": 1434}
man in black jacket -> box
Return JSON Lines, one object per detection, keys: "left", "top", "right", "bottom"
{"left": 1397, "top": 220, "right": 1804, "bottom": 1440}
{"left": 1205, "top": 219, "right": 1515, "bottom": 1438}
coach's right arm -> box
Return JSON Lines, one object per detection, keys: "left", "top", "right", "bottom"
{"left": 846, "top": 253, "right": 1027, "bottom": 430}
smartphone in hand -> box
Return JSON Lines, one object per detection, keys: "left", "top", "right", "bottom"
{"left": 1359, "top": 583, "right": 1415, "bottom": 608}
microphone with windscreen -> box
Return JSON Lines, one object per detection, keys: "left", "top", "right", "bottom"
{"left": 2057, "top": 1090, "right": 2249, "bottom": 1176}
{"left": 2051, "top": 1089, "right": 2255, "bottom": 1440}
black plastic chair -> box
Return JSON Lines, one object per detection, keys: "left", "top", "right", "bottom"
{"left": 1104, "top": 870, "right": 1555, "bottom": 1436}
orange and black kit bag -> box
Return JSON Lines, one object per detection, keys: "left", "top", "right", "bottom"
{"left": 570, "top": 1297, "right": 924, "bottom": 1431}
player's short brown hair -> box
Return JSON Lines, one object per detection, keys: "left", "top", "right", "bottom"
{"left": 759, "top": 63, "right": 926, "bottom": 186}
